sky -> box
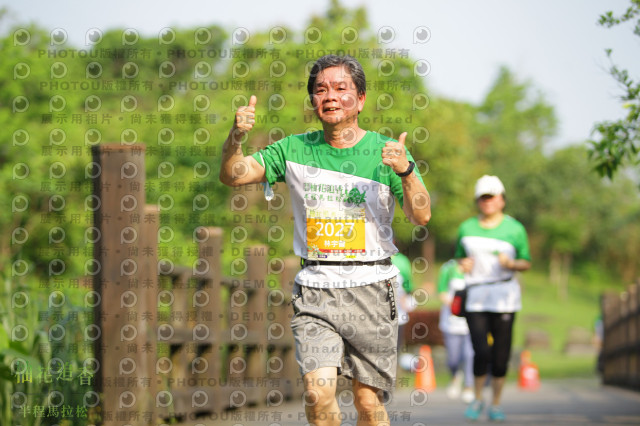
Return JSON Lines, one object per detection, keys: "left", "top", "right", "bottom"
{"left": 2, "top": 0, "right": 638, "bottom": 149}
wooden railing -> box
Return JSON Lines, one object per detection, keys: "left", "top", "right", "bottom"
{"left": 600, "top": 281, "right": 640, "bottom": 391}
{"left": 153, "top": 233, "right": 301, "bottom": 422}
{"left": 91, "top": 144, "right": 300, "bottom": 424}
{"left": 89, "top": 143, "right": 443, "bottom": 424}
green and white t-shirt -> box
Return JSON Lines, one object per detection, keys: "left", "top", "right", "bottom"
{"left": 252, "top": 130, "right": 426, "bottom": 288}
{"left": 454, "top": 216, "right": 530, "bottom": 313}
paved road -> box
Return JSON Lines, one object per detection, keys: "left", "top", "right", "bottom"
{"left": 195, "top": 377, "right": 640, "bottom": 425}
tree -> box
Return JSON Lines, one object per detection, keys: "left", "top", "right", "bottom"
{"left": 589, "top": 0, "right": 640, "bottom": 179}
{"left": 473, "top": 67, "right": 557, "bottom": 230}
{"left": 535, "top": 146, "right": 600, "bottom": 299}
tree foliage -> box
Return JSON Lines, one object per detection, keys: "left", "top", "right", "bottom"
{"left": 589, "top": 0, "right": 640, "bottom": 179}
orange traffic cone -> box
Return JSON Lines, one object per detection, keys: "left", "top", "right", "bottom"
{"left": 414, "top": 345, "right": 436, "bottom": 392}
{"left": 518, "top": 350, "right": 540, "bottom": 391}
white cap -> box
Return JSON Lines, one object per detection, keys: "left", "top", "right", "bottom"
{"left": 474, "top": 175, "right": 505, "bottom": 198}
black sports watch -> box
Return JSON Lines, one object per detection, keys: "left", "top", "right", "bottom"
{"left": 396, "top": 161, "right": 415, "bottom": 177}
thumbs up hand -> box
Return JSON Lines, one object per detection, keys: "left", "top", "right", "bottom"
{"left": 381, "top": 132, "right": 410, "bottom": 175}
{"left": 233, "top": 95, "right": 257, "bottom": 136}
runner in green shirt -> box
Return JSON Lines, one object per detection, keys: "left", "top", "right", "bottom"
{"left": 456, "top": 175, "right": 531, "bottom": 422}
{"left": 220, "top": 54, "right": 431, "bottom": 426}
{"left": 437, "top": 259, "right": 474, "bottom": 402}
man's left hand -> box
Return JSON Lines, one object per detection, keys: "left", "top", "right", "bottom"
{"left": 382, "top": 132, "right": 410, "bottom": 175}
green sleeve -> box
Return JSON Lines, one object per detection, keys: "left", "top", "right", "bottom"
{"left": 392, "top": 253, "right": 414, "bottom": 293}
{"left": 437, "top": 263, "right": 451, "bottom": 293}
{"left": 515, "top": 222, "right": 531, "bottom": 261}
{"left": 454, "top": 225, "right": 466, "bottom": 259}
{"left": 251, "top": 136, "right": 289, "bottom": 185}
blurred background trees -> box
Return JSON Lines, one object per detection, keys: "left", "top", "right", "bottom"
{"left": 1, "top": 1, "right": 638, "bottom": 287}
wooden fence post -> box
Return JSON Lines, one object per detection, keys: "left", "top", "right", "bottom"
{"left": 90, "top": 146, "right": 306, "bottom": 422}
{"left": 627, "top": 283, "right": 638, "bottom": 388}
{"left": 245, "top": 245, "right": 269, "bottom": 404}
{"left": 601, "top": 284, "right": 640, "bottom": 391}
{"left": 620, "top": 290, "right": 630, "bottom": 386}
{"left": 92, "top": 144, "right": 155, "bottom": 425}
{"left": 139, "top": 204, "right": 159, "bottom": 422}
{"left": 601, "top": 290, "right": 619, "bottom": 386}
{"left": 195, "top": 226, "right": 225, "bottom": 411}
{"left": 276, "top": 257, "right": 303, "bottom": 398}
{"left": 635, "top": 281, "right": 640, "bottom": 389}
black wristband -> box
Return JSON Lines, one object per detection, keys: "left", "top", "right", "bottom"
{"left": 396, "top": 161, "right": 415, "bottom": 177}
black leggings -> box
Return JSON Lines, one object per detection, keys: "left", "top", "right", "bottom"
{"left": 466, "top": 312, "right": 516, "bottom": 378}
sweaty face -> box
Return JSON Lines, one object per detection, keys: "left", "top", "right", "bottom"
{"left": 311, "top": 66, "right": 365, "bottom": 125}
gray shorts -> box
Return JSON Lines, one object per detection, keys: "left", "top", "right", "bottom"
{"left": 290, "top": 277, "right": 399, "bottom": 395}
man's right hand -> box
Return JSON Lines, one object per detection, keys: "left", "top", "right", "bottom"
{"left": 221, "top": 94, "right": 267, "bottom": 187}
{"left": 232, "top": 95, "right": 257, "bottom": 141}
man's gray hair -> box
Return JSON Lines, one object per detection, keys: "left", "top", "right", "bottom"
{"left": 307, "top": 55, "right": 366, "bottom": 98}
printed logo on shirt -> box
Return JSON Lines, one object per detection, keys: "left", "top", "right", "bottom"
{"left": 344, "top": 187, "right": 366, "bottom": 206}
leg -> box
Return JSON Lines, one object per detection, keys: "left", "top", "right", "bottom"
{"left": 290, "top": 285, "right": 345, "bottom": 425}
{"left": 443, "top": 332, "right": 464, "bottom": 398}
{"left": 352, "top": 379, "right": 389, "bottom": 426}
{"left": 465, "top": 312, "right": 491, "bottom": 401}
{"left": 462, "top": 333, "right": 475, "bottom": 388}
{"left": 491, "top": 376, "right": 506, "bottom": 406}
{"left": 488, "top": 312, "right": 516, "bottom": 406}
{"left": 339, "top": 279, "right": 397, "bottom": 424}
{"left": 473, "top": 374, "right": 488, "bottom": 401}
{"left": 443, "top": 332, "right": 464, "bottom": 376}
{"left": 459, "top": 332, "right": 476, "bottom": 402}
{"left": 302, "top": 367, "right": 340, "bottom": 426}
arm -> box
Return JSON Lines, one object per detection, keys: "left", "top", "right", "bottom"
{"left": 498, "top": 253, "right": 531, "bottom": 272}
{"left": 453, "top": 230, "right": 474, "bottom": 273}
{"left": 437, "top": 263, "right": 453, "bottom": 306}
{"left": 458, "top": 257, "right": 474, "bottom": 273}
{"left": 381, "top": 132, "right": 431, "bottom": 226}
{"left": 400, "top": 168, "right": 431, "bottom": 226}
{"left": 439, "top": 292, "right": 452, "bottom": 306}
{"left": 219, "top": 95, "right": 267, "bottom": 187}
{"left": 498, "top": 223, "right": 532, "bottom": 272}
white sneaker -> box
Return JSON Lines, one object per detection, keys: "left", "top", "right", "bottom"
{"left": 461, "top": 388, "right": 475, "bottom": 403}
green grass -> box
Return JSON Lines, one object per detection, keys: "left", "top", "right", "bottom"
{"left": 510, "top": 351, "right": 597, "bottom": 380}
{"left": 0, "top": 277, "right": 96, "bottom": 425}
{"left": 511, "top": 267, "right": 606, "bottom": 379}
{"left": 398, "top": 352, "right": 597, "bottom": 391}
{"left": 514, "top": 268, "right": 602, "bottom": 350}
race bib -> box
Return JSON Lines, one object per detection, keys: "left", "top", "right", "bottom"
{"left": 306, "top": 206, "right": 366, "bottom": 260}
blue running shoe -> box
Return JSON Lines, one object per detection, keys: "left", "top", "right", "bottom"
{"left": 464, "top": 399, "right": 485, "bottom": 421}
{"left": 488, "top": 405, "right": 506, "bottom": 422}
